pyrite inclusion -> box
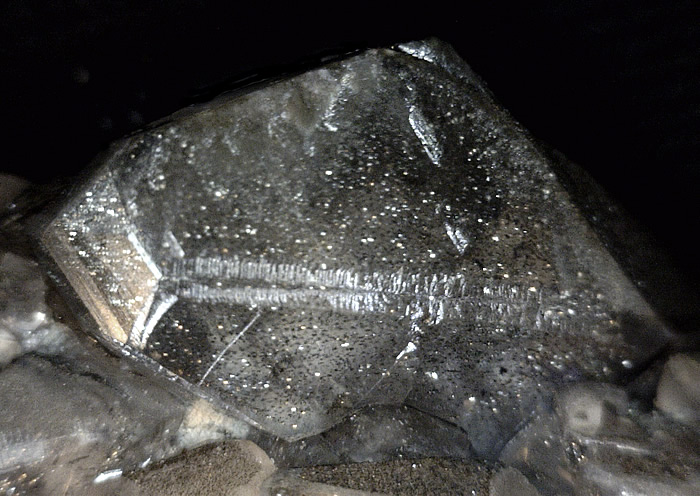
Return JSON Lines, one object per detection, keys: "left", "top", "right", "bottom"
{"left": 40, "top": 39, "right": 671, "bottom": 456}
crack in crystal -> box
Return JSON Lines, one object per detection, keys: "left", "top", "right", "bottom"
{"left": 197, "top": 310, "right": 262, "bottom": 386}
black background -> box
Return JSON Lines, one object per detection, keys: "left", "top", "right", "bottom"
{"left": 1, "top": 2, "right": 698, "bottom": 304}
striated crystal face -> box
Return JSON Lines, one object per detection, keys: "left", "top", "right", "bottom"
{"left": 39, "top": 39, "right": 671, "bottom": 457}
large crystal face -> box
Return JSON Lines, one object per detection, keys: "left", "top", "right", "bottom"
{"left": 39, "top": 39, "right": 671, "bottom": 457}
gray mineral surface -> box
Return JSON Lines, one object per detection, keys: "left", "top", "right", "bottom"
{"left": 0, "top": 39, "right": 697, "bottom": 495}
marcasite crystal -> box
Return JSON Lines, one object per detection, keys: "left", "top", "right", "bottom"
{"left": 38, "top": 39, "right": 672, "bottom": 458}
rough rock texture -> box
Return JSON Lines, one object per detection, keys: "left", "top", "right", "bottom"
{"left": 500, "top": 382, "right": 700, "bottom": 495}
{"left": 127, "top": 440, "right": 276, "bottom": 496}
{"left": 0, "top": 252, "right": 249, "bottom": 495}
{"left": 296, "top": 457, "right": 494, "bottom": 495}
{"left": 655, "top": 353, "right": 700, "bottom": 427}
{"left": 37, "top": 39, "right": 675, "bottom": 461}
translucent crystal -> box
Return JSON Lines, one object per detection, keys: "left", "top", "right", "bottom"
{"left": 38, "top": 39, "right": 673, "bottom": 460}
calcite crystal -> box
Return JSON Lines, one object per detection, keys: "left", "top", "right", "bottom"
{"left": 38, "top": 39, "right": 672, "bottom": 458}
